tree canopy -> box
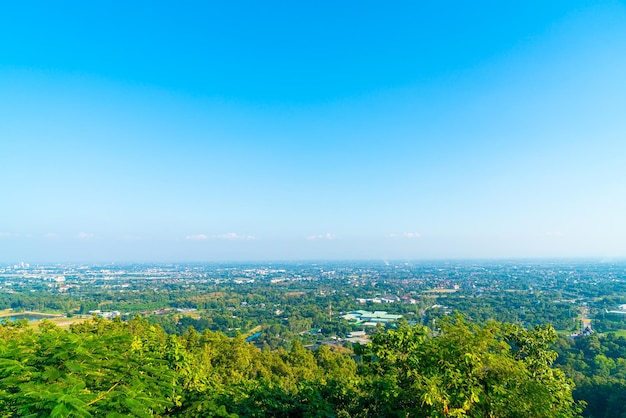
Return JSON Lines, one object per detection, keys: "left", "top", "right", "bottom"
{"left": 0, "top": 316, "right": 582, "bottom": 417}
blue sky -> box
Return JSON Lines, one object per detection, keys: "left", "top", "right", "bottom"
{"left": 1, "top": 1, "right": 625, "bottom": 262}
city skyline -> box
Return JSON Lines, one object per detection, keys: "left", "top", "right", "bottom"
{"left": 1, "top": 1, "right": 626, "bottom": 262}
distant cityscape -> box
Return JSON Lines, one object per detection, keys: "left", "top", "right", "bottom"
{"left": 2, "top": 259, "right": 626, "bottom": 343}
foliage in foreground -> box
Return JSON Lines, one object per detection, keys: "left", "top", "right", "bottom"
{"left": 0, "top": 316, "right": 582, "bottom": 417}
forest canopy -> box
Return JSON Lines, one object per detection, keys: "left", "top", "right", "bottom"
{"left": 0, "top": 316, "right": 582, "bottom": 417}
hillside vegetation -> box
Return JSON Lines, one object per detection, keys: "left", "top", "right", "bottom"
{"left": 0, "top": 316, "right": 582, "bottom": 417}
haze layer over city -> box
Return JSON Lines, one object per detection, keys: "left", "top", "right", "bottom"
{"left": 2, "top": 1, "right": 626, "bottom": 263}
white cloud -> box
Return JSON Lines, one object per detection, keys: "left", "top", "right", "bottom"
{"left": 77, "top": 232, "right": 94, "bottom": 240}
{"left": 186, "top": 234, "right": 209, "bottom": 241}
{"left": 389, "top": 232, "right": 422, "bottom": 239}
{"left": 545, "top": 231, "right": 565, "bottom": 237}
{"left": 186, "top": 232, "right": 256, "bottom": 241}
{"left": 0, "top": 232, "right": 18, "bottom": 238}
{"left": 213, "top": 232, "right": 256, "bottom": 240}
{"left": 43, "top": 233, "right": 59, "bottom": 238}
{"left": 306, "top": 233, "right": 336, "bottom": 241}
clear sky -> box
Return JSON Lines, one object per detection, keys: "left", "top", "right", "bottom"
{"left": 1, "top": 1, "right": 626, "bottom": 262}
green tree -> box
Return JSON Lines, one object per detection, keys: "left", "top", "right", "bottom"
{"left": 0, "top": 317, "right": 180, "bottom": 417}
{"left": 357, "top": 317, "right": 583, "bottom": 417}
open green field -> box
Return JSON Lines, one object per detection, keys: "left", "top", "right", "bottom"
{"left": 244, "top": 325, "right": 263, "bottom": 338}
{"left": 0, "top": 310, "right": 91, "bottom": 329}
{"left": 0, "top": 310, "right": 61, "bottom": 319}
{"left": 33, "top": 316, "right": 92, "bottom": 329}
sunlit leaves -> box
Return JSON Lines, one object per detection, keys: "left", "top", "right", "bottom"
{"left": 359, "top": 317, "right": 582, "bottom": 417}
{"left": 0, "top": 315, "right": 584, "bottom": 417}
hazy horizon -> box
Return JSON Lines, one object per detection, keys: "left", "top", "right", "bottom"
{"left": 3, "top": 255, "right": 626, "bottom": 268}
{"left": 2, "top": 1, "right": 626, "bottom": 263}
